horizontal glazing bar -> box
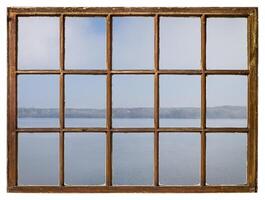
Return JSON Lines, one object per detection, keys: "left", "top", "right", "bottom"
{"left": 158, "top": 128, "right": 201, "bottom": 132}
{"left": 205, "top": 70, "right": 249, "bottom": 75}
{"left": 16, "top": 70, "right": 61, "bottom": 74}
{"left": 205, "top": 127, "right": 248, "bottom": 132}
{"left": 110, "top": 128, "right": 154, "bottom": 132}
{"left": 16, "top": 127, "right": 248, "bottom": 133}
{"left": 16, "top": 128, "right": 60, "bottom": 132}
{"left": 159, "top": 70, "right": 201, "bottom": 74}
{"left": 15, "top": 70, "right": 249, "bottom": 75}
{"left": 111, "top": 70, "right": 154, "bottom": 74}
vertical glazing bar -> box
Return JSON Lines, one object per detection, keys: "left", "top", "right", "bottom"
{"left": 59, "top": 15, "right": 65, "bottom": 186}
{"left": 200, "top": 15, "right": 207, "bottom": 186}
{"left": 247, "top": 10, "right": 258, "bottom": 191}
{"left": 106, "top": 14, "right": 113, "bottom": 186}
{"left": 154, "top": 14, "right": 160, "bottom": 186}
{"left": 8, "top": 11, "right": 18, "bottom": 188}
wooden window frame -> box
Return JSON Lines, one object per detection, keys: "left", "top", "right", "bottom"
{"left": 7, "top": 7, "right": 258, "bottom": 193}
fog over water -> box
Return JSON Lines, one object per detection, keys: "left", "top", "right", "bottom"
{"left": 18, "top": 118, "right": 247, "bottom": 186}
{"left": 17, "top": 16, "right": 247, "bottom": 186}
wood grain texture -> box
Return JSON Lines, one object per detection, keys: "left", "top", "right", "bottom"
{"left": 59, "top": 14, "right": 65, "bottom": 186}
{"left": 106, "top": 14, "right": 113, "bottom": 186}
{"left": 154, "top": 14, "right": 159, "bottom": 186}
{"left": 8, "top": 185, "right": 254, "bottom": 193}
{"left": 8, "top": 7, "right": 256, "bottom": 15}
{"left": 7, "top": 11, "right": 18, "bottom": 188}
{"left": 200, "top": 15, "right": 207, "bottom": 187}
{"left": 247, "top": 8, "right": 258, "bottom": 191}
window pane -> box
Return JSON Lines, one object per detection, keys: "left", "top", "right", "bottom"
{"left": 206, "top": 76, "right": 247, "bottom": 127}
{"left": 65, "top": 17, "right": 106, "bottom": 69}
{"left": 159, "top": 133, "right": 200, "bottom": 185}
{"left": 65, "top": 75, "right": 106, "bottom": 127}
{"left": 64, "top": 133, "right": 105, "bottom": 185}
{"left": 113, "top": 133, "right": 153, "bottom": 185}
{"left": 206, "top": 133, "right": 247, "bottom": 185}
{"left": 113, "top": 17, "right": 154, "bottom": 69}
{"left": 18, "top": 17, "right": 59, "bottom": 69}
{"left": 160, "top": 75, "right": 201, "bottom": 127}
{"left": 18, "top": 75, "right": 59, "bottom": 127}
{"left": 160, "top": 17, "right": 201, "bottom": 69}
{"left": 18, "top": 133, "right": 59, "bottom": 185}
{"left": 206, "top": 18, "right": 247, "bottom": 69}
{"left": 112, "top": 75, "right": 153, "bottom": 127}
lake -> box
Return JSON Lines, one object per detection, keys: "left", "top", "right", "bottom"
{"left": 17, "top": 118, "right": 247, "bottom": 186}
{"left": 18, "top": 117, "right": 247, "bottom": 128}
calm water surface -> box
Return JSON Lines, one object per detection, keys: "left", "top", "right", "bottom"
{"left": 18, "top": 118, "right": 247, "bottom": 186}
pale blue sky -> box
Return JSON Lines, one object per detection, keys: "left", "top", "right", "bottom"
{"left": 18, "top": 17, "right": 60, "bottom": 69}
{"left": 113, "top": 17, "right": 154, "bottom": 69}
{"left": 65, "top": 17, "right": 106, "bottom": 69}
{"left": 160, "top": 17, "right": 201, "bottom": 69}
{"left": 207, "top": 18, "right": 247, "bottom": 69}
{"left": 17, "top": 17, "right": 248, "bottom": 109}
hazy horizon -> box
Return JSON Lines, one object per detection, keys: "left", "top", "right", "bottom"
{"left": 17, "top": 16, "right": 248, "bottom": 186}
{"left": 18, "top": 17, "right": 247, "bottom": 110}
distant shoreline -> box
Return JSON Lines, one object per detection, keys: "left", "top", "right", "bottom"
{"left": 18, "top": 106, "right": 247, "bottom": 119}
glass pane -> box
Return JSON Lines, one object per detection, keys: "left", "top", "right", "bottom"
{"left": 18, "top": 17, "right": 59, "bottom": 69}
{"left": 113, "top": 133, "right": 153, "bottom": 185}
{"left": 160, "top": 75, "right": 201, "bottom": 127}
{"left": 206, "top": 133, "right": 247, "bottom": 185}
{"left": 18, "top": 75, "right": 59, "bottom": 127}
{"left": 113, "top": 17, "right": 154, "bottom": 69}
{"left": 206, "top": 75, "right": 247, "bottom": 127}
{"left": 206, "top": 18, "right": 247, "bottom": 69}
{"left": 65, "top": 17, "right": 106, "bottom": 69}
{"left": 160, "top": 17, "right": 201, "bottom": 69}
{"left": 18, "top": 133, "right": 59, "bottom": 185}
{"left": 112, "top": 75, "right": 153, "bottom": 127}
{"left": 64, "top": 133, "right": 105, "bottom": 185}
{"left": 159, "top": 133, "right": 200, "bottom": 185}
{"left": 65, "top": 75, "right": 106, "bottom": 127}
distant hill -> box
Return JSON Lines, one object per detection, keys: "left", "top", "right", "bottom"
{"left": 18, "top": 106, "right": 246, "bottom": 119}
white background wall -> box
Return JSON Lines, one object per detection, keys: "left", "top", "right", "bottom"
{"left": 0, "top": 0, "right": 264, "bottom": 200}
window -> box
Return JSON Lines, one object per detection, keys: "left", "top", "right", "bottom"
{"left": 7, "top": 7, "right": 258, "bottom": 193}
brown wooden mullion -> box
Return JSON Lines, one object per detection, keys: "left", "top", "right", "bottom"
{"left": 200, "top": 15, "right": 207, "bottom": 187}
{"left": 59, "top": 14, "right": 65, "bottom": 186}
{"left": 154, "top": 14, "right": 160, "bottom": 186}
{"left": 106, "top": 14, "right": 113, "bottom": 186}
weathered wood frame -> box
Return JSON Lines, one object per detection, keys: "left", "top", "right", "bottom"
{"left": 7, "top": 7, "right": 258, "bottom": 193}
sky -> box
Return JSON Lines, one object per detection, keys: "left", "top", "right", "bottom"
{"left": 18, "top": 16, "right": 247, "bottom": 109}
{"left": 207, "top": 18, "right": 247, "bottom": 69}
{"left": 18, "top": 17, "right": 60, "bottom": 69}
{"left": 112, "top": 17, "right": 154, "bottom": 69}
{"left": 65, "top": 17, "right": 106, "bottom": 69}
{"left": 160, "top": 17, "right": 201, "bottom": 69}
